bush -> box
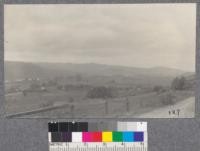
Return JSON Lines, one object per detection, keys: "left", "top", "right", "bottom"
{"left": 171, "top": 76, "right": 186, "bottom": 90}
{"left": 87, "top": 86, "right": 113, "bottom": 99}
{"left": 30, "top": 83, "right": 40, "bottom": 90}
{"left": 153, "top": 85, "right": 164, "bottom": 94}
{"left": 47, "top": 79, "right": 57, "bottom": 87}
{"left": 69, "top": 97, "right": 74, "bottom": 102}
{"left": 161, "top": 92, "right": 175, "bottom": 105}
{"left": 57, "top": 85, "right": 63, "bottom": 90}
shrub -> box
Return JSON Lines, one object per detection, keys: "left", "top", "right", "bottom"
{"left": 47, "top": 79, "right": 57, "bottom": 87}
{"left": 161, "top": 92, "right": 175, "bottom": 105}
{"left": 153, "top": 85, "right": 164, "bottom": 94}
{"left": 87, "top": 86, "right": 113, "bottom": 99}
{"left": 30, "top": 83, "right": 40, "bottom": 90}
{"left": 57, "top": 85, "right": 63, "bottom": 90}
{"left": 171, "top": 76, "right": 186, "bottom": 90}
{"left": 69, "top": 97, "right": 74, "bottom": 102}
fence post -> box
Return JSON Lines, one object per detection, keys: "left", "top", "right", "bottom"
{"left": 126, "top": 97, "right": 130, "bottom": 113}
{"left": 70, "top": 104, "right": 74, "bottom": 118}
{"left": 105, "top": 99, "right": 108, "bottom": 115}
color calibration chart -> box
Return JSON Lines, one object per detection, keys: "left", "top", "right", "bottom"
{"left": 48, "top": 121, "right": 148, "bottom": 151}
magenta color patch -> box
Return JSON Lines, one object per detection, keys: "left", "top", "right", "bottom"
{"left": 82, "top": 132, "right": 92, "bottom": 142}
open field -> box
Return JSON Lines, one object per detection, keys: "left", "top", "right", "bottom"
{"left": 5, "top": 62, "right": 195, "bottom": 118}
{"left": 5, "top": 88, "right": 194, "bottom": 118}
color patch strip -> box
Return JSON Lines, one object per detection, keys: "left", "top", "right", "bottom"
{"left": 48, "top": 122, "right": 147, "bottom": 132}
{"left": 49, "top": 131, "right": 144, "bottom": 142}
{"left": 82, "top": 132, "right": 103, "bottom": 142}
{"left": 117, "top": 122, "right": 147, "bottom": 131}
{"left": 48, "top": 122, "right": 88, "bottom": 132}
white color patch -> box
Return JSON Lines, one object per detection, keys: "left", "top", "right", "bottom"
{"left": 72, "top": 132, "right": 82, "bottom": 142}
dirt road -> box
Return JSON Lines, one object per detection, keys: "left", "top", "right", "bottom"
{"left": 134, "top": 97, "right": 195, "bottom": 118}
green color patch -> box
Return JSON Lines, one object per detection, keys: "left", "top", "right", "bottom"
{"left": 112, "top": 132, "right": 123, "bottom": 142}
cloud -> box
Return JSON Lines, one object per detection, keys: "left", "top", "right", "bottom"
{"left": 4, "top": 4, "right": 196, "bottom": 71}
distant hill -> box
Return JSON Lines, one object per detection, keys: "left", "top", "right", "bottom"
{"left": 5, "top": 61, "right": 193, "bottom": 86}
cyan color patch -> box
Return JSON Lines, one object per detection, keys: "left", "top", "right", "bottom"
{"left": 122, "top": 132, "right": 134, "bottom": 142}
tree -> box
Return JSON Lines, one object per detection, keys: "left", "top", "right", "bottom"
{"left": 171, "top": 76, "right": 186, "bottom": 90}
{"left": 47, "top": 79, "right": 57, "bottom": 87}
{"left": 171, "top": 77, "right": 179, "bottom": 90}
{"left": 161, "top": 91, "right": 175, "bottom": 105}
{"left": 75, "top": 74, "right": 82, "bottom": 82}
{"left": 22, "top": 90, "right": 27, "bottom": 96}
{"left": 153, "top": 85, "right": 164, "bottom": 94}
{"left": 30, "top": 83, "right": 40, "bottom": 90}
{"left": 179, "top": 76, "right": 186, "bottom": 90}
{"left": 57, "top": 85, "right": 63, "bottom": 90}
{"left": 87, "top": 86, "right": 113, "bottom": 99}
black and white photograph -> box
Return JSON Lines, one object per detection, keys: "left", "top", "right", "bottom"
{"left": 4, "top": 4, "right": 196, "bottom": 118}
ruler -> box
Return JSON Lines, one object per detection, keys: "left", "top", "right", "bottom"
{"left": 49, "top": 142, "right": 147, "bottom": 151}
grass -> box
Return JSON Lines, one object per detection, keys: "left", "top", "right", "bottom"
{"left": 5, "top": 81, "right": 194, "bottom": 118}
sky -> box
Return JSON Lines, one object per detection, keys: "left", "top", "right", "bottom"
{"left": 4, "top": 4, "right": 196, "bottom": 71}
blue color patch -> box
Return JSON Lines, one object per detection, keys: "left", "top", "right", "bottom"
{"left": 122, "top": 132, "right": 134, "bottom": 142}
{"left": 134, "top": 132, "right": 144, "bottom": 142}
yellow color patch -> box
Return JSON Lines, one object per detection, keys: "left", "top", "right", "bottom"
{"left": 102, "top": 132, "right": 113, "bottom": 142}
